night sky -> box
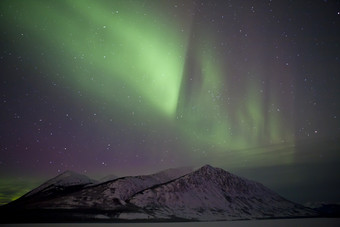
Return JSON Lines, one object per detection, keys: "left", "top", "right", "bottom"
{"left": 0, "top": 0, "right": 339, "bottom": 205}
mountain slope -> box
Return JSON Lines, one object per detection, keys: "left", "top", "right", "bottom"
{"left": 98, "top": 174, "right": 119, "bottom": 183}
{"left": 128, "top": 165, "right": 316, "bottom": 220}
{"left": 2, "top": 165, "right": 317, "bottom": 222}
{"left": 5, "top": 170, "right": 97, "bottom": 209}
{"left": 17, "top": 167, "right": 193, "bottom": 210}
{"left": 24, "top": 170, "right": 97, "bottom": 198}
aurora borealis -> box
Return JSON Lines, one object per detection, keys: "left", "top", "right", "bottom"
{"left": 1, "top": 0, "right": 339, "bottom": 205}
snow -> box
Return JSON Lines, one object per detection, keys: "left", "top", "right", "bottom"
{"left": 129, "top": 165, "right": 317, "bottom": 220}
{"left": 23, "top": 167, "right": 192, "bottom": 209}
{"left": 14, "top": 165, "right": 317, "bottom": 221}
{"left": 24, "top": 170, "right": 97, "bottom": 197}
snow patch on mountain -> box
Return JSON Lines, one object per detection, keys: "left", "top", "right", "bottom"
{"left": 24, "top": 170, "right": 97, "bottom": 198}
{"left": 7, "top": 165, "right": 318, "bottom": 221}
{"left": 26, "top": 166, "right": 192, "bottom": 209}
{"left": 129, "top": 165, "right": 316, "bottom": 220}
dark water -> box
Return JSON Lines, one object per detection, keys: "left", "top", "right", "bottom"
{"left": 1, "top": 218, "right": 340, "bottom": 227}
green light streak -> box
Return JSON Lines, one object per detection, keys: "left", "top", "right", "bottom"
{"left": 0, "top": 1, "right": 299, "bottom": 203}
{"left": 176, "top": 35, "right": 294, "bottom": 152}
{"left": 1, "top": 1, "right": 294, "bottom": 152}
{"left": 3, "top": 0, "right": 189, "bottom": 117}
{"left": 243, "top": 81, "right": 265, "bottom": 145}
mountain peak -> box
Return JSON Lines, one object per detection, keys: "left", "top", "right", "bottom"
{"left": 196, "top": 164, "right": 222, "bottom": 175}
{"left": 7, "top": 165, "right": 318, "bottom": 221}
{"left": 24, "top": 170, "right": 96, "bottom": 198}
{"left": 47, "top": 170, "right": 96, "bottom": 185}
{"left": 57, "top": 170, "right": 79, "bottom": 177}
{"left": 200, "top": 164, "right": 215, "bottom": 170}
{"left": 129, "top": 165, "right": 317, "bottom": 220}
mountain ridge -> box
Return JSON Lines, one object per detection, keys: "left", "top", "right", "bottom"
{"left": 127, "top": 165, "right": 314, "bottom": 220}
{"left": 1, "top": 165, "right": 318, "bottom": 222}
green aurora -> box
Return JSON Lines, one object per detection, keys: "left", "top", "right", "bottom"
{"left": 1, "top": 0, "right": 294, "bottom": 151}
{"left": 0, "top": 0, "right": 302, "bottom": 205}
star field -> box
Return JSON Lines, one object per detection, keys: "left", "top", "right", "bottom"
{"left": 0, "top": 0, "right": 339, "bottom": 205}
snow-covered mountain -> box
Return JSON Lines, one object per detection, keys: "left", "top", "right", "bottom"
{"left": 128, "top": 165, "right": 316, "bottom": 220}
{"left": 15, "top": 166, "right": 193, "bottom": 210}
{"left": 2, "top": 165, "right": 317, "bottom": 222}
{"left": 23, "top": 170, "right": 97, "bottom": 198}
{"left": 6, "top": 170, "right": 98, "bottom": 210}
{"left": 148, "top": 166, "right": 193, "bottom": 182}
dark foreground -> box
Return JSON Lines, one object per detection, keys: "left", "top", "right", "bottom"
{"left": 0, "top": 208, "right": 194, "bottom": 223}
{"left": 1, "top": 218, "right": 340, "bottom": 227}
{"left": 0, "top": 207, "right": 324, "bottom": 224}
